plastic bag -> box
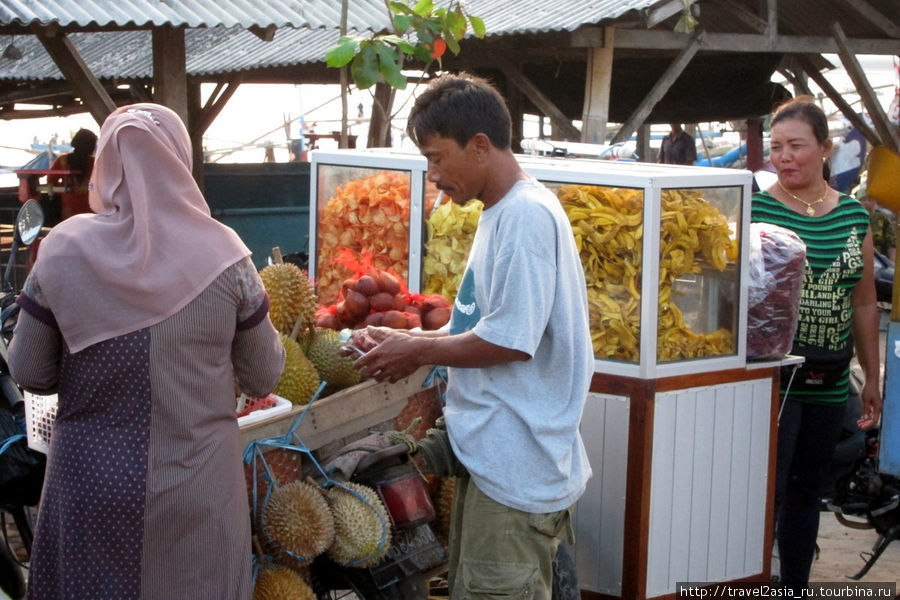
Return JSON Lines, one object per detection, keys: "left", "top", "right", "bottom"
{"left": 746, "top": 223, "right": 807, "bottom": 360}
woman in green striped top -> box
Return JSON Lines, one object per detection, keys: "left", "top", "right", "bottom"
{"left": 751, "top": 96, "right": 881, "bottom": 589}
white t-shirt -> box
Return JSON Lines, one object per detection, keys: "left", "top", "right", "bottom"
{"left": 446, "top": 178, "right": 593, "bottom": 513}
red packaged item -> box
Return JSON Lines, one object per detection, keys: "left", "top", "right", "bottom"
{"left": 746, "top": 223, "right": 807, "bottom": 360}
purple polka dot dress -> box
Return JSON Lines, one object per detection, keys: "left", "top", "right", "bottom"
{"left": 8, "top": 258, "right": 285, "bottom": 600}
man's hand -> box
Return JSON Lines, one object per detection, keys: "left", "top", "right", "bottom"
{"left": 352, "top": 326, "right": 425, "bottom": 383}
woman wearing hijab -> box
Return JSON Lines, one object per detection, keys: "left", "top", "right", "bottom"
{"left": 8, "top": 103, "right": 285, "bottom": 600}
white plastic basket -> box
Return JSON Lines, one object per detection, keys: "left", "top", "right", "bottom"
{"left": 23, "top": 391, "right": 57, "bottom": 454}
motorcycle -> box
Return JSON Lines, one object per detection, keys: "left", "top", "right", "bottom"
{"left": 0, "top": 199, "right": 48, "bottom": 599}
{"left": 308, "top": 441, "right": 580, "bottom": 600}
{"left": 820, "top": 372, "right": 900, "bottom": 580}
{"left": 309, "top": 443, "right": 447, "bottom": 600}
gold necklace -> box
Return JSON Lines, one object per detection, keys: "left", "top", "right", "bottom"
{"left": 777, "top": 180, "right": 828, "bottom": 216}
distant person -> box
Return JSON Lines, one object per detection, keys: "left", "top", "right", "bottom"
{"left": 858, "top": 184, "right": 896, "bottom": 263}
{"left": 48, "top": 128, "right": 97, "bottom": 220}
{"left": 658, "top": 122, "right": 697, "bottom": 165}
{"left": 9, "top": 103, "right": 285, "bottom": 600}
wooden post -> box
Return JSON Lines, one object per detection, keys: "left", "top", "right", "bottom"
{"left": 152, "top": 26, "right": 188, "bottom": 127}
{"left": 581, "top": 28, "right": 614, "bottom": 145}
{"left": 745, "top": 117, "right": 764, "bottom": 172}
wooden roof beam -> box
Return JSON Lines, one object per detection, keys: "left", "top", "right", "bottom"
{"left": 612, "top": 29, "right": 703, "bottom": 144}
{"left": 831, "top": 22, "right": 900, "bottom": 153}
{"left": 794, "top": 54, "right": 880, "bottom": 147}
{"left": 491, "top": 48, "right": 581, "bottom": 141}
{"left": 776, "top": 67, "right": 812, "bottom": 96}
{"left": 839, "top": 0, "right": 900, "bottom": 39}
{"left": 30, "top": 23, "right": 115, "bottom": 125}
{"left": 574, "top": 27, "right": 900, "bottom": 55}
{"left": 191, "top": 75, "right": 243, "bottom": 138}
{"left": 641, "top": 0, "right": 685, "bottom": 29}
{"left": 718, "top": 0, "right": 768, "bottom": 33}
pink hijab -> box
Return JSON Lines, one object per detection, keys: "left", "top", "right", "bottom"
{"left": 32, "top": 103, "right": 250, "bottom": 353}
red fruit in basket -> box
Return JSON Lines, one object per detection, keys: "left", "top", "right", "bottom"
{"left": 369, "top": 292, "right": 395, "bottom": 313}
{"left": 424, "top": 294, "right": 451, "bottom": 311}
{"left": 340, "top": 278, "right": 356, "bottom": 300}
{"left": 365, "top": 312, "right": 385, "bottom": 327}
{"left": 423, "top": 306, "right": 451, "bottom": 330}
{"left": 316, "top": 313, "right": 343, "bottom": 330}
{"left": 376, "top": 270, "right": 401, "bottom": 296}
{"left": 335, "top": 301, "right": 355, "bottom": 325}
{"left": 236, "top": 394, "right": 278, "bottom": 418}
{"left": 404, "top": 312, "right": 422, "bottom": 330}
{"left": 403, "top": 305, "right": 422, "bottom": 316}
{"left": 354, "top": 274, "right": 379, "bottom": 297}
{"left": 381, "top": 310, "right": 408, "bottom": 329}
{"left": 344, "top": 289, "right": 370, "bottom": 317}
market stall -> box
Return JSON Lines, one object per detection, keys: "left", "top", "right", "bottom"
{"left": 238, "top": 148, "right": 792, "bottom": 599}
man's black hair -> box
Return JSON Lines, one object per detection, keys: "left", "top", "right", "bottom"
{"left": 406, "top": 73, "right": 511, "bottom": 150}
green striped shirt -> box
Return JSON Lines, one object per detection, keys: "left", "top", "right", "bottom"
{"left": 751, "top": 191, "right": 869, "bottom": 402}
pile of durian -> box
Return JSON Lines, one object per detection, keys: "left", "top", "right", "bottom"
{"left": 259, "top": 254, "right": 361, "bottom": 401}
{"left": 252, "top": 478, "right": 392, "bottom": 599}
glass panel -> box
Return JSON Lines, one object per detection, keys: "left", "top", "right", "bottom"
{"left": 545, "top": 181, "right": 644, "bottom": 364}
{"left": 657, "top": 186, "right": 742, "bottom": 362}
{"left": 421, "top": 182, "right": 482, "bottom": 300}
{"left": 315, "top": 165, "right": 412, "bottom": 304}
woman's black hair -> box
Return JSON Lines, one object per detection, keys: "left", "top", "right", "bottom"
{"left": 406, "top": 73, "right": 511, "bottom": 150}
{"left": 68, "top": 128, "right": 97, "bottom": 179}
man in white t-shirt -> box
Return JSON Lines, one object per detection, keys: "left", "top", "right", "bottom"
{"left": 350, "top": 73, "right": 593, "bottom": 600}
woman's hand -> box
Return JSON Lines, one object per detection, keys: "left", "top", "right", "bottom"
{"left": 857, "top": 379, "right": 883, "bottom": 430}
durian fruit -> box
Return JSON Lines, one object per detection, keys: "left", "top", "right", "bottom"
{"left": 259, "top": 480, "right": 335, "bottom": 566}
{"left": 260, "top": 262, "right": 318, "bottom": 336}
{"left": 254, "top": 564, "right": 315, "bottom": 600}
{"left": 274, "top": 334, "right": 321, "bottom": 405}
{"left": 326, "top": 482, "right": 391, "bottom": 567}
{"left": 306, "top": 329, "right": 361, "bottom": 395}
{"left": 433, "top": 476, "right": 456, "bottom": 548}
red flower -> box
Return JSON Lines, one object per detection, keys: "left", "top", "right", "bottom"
{"left": 431, "top": 38, "right": 447, "bottom": 58}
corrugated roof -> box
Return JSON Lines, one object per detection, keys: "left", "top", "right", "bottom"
{"left": 0, "top": 27, "right": 341, "bottom": 80}
{"left": 464, "top": 0, "right": 654, "bottom": 35}
{"left": 0, "top": 0, "right": 392, "bottom": 31}
{"left": 0, "top": 0, "right": 662, "bottom": 81}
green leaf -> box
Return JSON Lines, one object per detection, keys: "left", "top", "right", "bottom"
{"left": 325, "top": 36, "right": 360, "bottom": 68}
{"left": 468, "top": 15, "right": 486, "bottom": 38}
{"left": 412, "top": 0, "right": 434, "bottom": 17}
{"left": 393, "top": 14, "right": 413, "bottom": 32}
{"left": 380, "top": 34, "right": 416, "bottom": 55}
{"left": 350, "top": 45, "right": 380, "bottom": 89}
{"left": 444, "top": 32, "right": 460, "bottom": 55}
{"left": 412, "top": 43, "right": 432, "bottom": 62}
{"left": 376, "top": 48, "right": 407, "bottom": 89}
{"left": 389, "top": 1, "right": 414, "bottom": 15}
{"left": 445, "top": 10, "right": 461, "bottom": 35}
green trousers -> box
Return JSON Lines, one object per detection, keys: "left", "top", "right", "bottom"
{"left": 419, "top": 423, "right": 573, "bottom": 600}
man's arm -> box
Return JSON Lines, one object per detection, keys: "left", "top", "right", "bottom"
{"left": 352, "top": 326, "right": 529, "bottom": 383}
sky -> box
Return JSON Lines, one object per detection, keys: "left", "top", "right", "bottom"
{"left": 0, "top": 54, "right": 896, "bottom": 187}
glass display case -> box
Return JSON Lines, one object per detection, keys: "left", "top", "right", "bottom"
{"left": 308, "top": 150, "right": 751, "bottom": 378}
{"left": 309, "top": 150, "right": 439, "bottom": 305}
{"left": 520, "top": 157, "right": 750, "bottom": 378}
